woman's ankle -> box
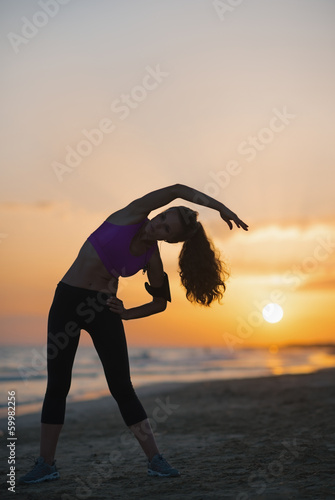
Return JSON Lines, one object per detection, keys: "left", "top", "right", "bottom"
{"left": 41, "top": 456, "right": 54, "bottom": 466}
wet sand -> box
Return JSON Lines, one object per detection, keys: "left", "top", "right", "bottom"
{"left": 1, "top": 369, "right": 335, "bottom": 499}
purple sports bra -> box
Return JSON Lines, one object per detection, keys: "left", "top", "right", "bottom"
{"left": 87, "top": 219, "right": 157, "bottom": 278}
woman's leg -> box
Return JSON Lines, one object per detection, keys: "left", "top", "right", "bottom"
{"left": 128, "top": 419, "right": 159, "bottom": 461}
{"left": 40, "top": 424, "right": 63, "bottom": 465}
{"left": 86, "top": 307, "right": 159, "bottom": 460}
{"left": 40, "top": 283, "right": 81, "bottom": 463}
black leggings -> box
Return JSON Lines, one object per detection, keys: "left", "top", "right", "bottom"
{"left": 41, "top": 282, "right": 147, "bottom": 426}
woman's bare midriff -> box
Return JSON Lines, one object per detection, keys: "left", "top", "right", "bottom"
{"left": 61, "top": 240, "right": 119, "bottom": 295}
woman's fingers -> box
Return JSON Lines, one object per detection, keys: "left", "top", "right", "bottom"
{"left": 236, "top": 218, "right": 249, "bottom": 231}
{"left": 107, "top": 297, "right": 123, "bottom": 312}
{"left": 107, "top": 297, "right": 121, "bottom": 304}
{"left": 221, "top": 213, "right": 248, "bottom": 231}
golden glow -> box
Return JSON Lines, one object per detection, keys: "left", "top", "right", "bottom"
{"left": 1, "top": 2, "right": 335, "bottom": 355}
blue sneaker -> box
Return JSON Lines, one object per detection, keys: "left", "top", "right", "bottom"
{"left": 147, "top": 454, "right": 180, "bottom": 477}
{"left": 19, "top": 456, "right": 60, "bottom": 484}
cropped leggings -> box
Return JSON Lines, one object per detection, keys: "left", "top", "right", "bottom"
{"left": 41, "top": 282, "right": 147, "bottom": 426}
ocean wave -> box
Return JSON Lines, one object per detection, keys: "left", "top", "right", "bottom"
{"left": 1, "top": 345, "right": 335, "bottom": 417}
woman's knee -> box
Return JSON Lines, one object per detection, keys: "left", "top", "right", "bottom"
{"left": 109, "top": 379, "right": 136, "bottom": 402}
{"left": 45, "top": 379, "right": 71, "bottom": 399}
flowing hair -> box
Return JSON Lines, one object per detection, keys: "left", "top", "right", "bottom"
{"left": 167, "top": 206, "right": 229, "bottom": 306}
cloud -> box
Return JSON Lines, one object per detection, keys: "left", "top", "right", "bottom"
{"left": 298, "top": 278, "right": 335, "bottom": 292}
{"left": 0, "top": 201, "right": 55, "bottom": 211}
{"left": 205, "top": 220, "right": 335, "bottom": 287}
{"left": 206, "top": 216, "right": 335, "bottom": 239}
{"left": 215, "top": 220, "right": 335, "bottom": 248}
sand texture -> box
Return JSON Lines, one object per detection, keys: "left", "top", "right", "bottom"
{"left": 1, "top": 369, "right": 335, "bottom": 499}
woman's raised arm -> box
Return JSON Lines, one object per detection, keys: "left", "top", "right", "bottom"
{"left": 111, "top": 183, "right": 248, "bottom": 230}
{"left": 128, "top": 184, "right": 181, "bottom": 214}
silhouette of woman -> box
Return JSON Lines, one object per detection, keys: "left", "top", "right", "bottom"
{"left": 19, "top": 183, "right": 248, "bottom": 483}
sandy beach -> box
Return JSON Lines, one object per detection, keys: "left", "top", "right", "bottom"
{"left": 1, "top": 368, "right": 335, "bottom": 500}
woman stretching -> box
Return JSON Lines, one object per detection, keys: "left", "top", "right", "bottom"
{"left": 19, "top": 184, "right": 248, "bottom": 483}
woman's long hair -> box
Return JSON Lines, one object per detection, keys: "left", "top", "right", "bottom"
{"left": 168, "top": 206, "right": 229, "bottom": 306}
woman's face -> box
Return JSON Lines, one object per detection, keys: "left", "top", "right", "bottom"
{"left": 146, "top": 209, "right": 183, "bottom": 242}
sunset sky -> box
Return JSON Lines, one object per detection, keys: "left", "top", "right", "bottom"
{"left": 1, "top": 0, "right": 334, "bottom": 348}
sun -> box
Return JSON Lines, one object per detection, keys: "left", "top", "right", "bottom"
{"left": 262, "top": 303, "right": 284, "bottom": 324}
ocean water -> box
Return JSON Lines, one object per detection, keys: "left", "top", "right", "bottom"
{"left": 1, "top": 344, "right": 335, "bottom": 418}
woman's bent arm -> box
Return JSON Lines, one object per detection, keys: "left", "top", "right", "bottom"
{"left": 107, "top": 296, "right": 166, "bottom": 319}
{"left": 107, "top": 251, "right": 168, "bottom": 319}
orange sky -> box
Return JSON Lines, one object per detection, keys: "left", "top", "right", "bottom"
{"left": 1, "top": 0, "right": 334, "bottom": 347}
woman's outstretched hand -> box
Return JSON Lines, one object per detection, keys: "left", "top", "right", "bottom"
{"left": 220, "top": 206, "right": 249, "bottom": 231}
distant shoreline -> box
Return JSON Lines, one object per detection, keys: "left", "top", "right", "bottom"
{"left": 1, "top": 342, "right": 335, "bottom": 420}
{"left": 1, "top": 365, "right": 334, "bottom": 427}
